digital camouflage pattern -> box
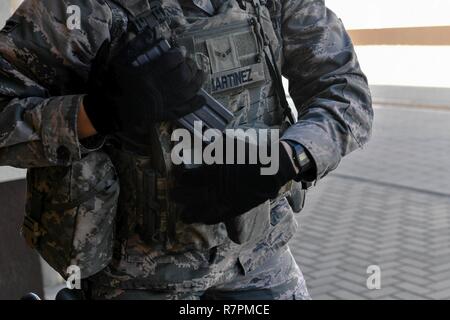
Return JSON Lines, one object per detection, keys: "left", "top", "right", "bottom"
{"left": 89, "top": 246, "right": 310, "bottom": 300}
{"left": 0, "top": 0, "right": 373, "bottom": 299}
{"left": 24, "top": 151, "right": 119, "bottom": 278}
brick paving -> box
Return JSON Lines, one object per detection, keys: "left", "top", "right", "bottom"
{"left": 291, "top": 105, "right": 450, "bottom": 300}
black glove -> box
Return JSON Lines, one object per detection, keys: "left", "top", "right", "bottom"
{"left": 84, "top": 34, "right": 206, "bottom": 138}
{"left": 173, "top": 136, "right": 298, "bottom": 225}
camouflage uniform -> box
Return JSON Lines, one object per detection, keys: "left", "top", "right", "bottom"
{"left": 0, "top": 0, "right": 373, "bottom": 300}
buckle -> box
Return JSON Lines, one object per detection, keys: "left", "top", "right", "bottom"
{"left": 23, "top": 216, "right": 46, "bottom": 248}
{"left": 132, "top": 15, "right": 158, "bottom": 34}
{"left": 131, "top": 2, "right": 168, "bottom": 34}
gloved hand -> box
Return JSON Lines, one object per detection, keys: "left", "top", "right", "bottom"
{"left": 173, "top": 136, "right": 298, "bottom": 225}
{"left": 84, "top": 34, "right": 206, "bottom": 138}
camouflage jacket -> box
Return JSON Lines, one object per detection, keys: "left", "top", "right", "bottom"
{"left": 0, "top": 0, "right": 372, "bottom": 289}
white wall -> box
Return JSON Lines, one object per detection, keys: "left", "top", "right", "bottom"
{"left": 326, "top": 0, "right": 450, "bottom": 29}
{"left": 0, "top": 0, "right": 26, "bottom": 183}
{"left": 0, "top": 0, "right": 22, "bottom": 28}
{"left": 326, "top": 0, "right": 450, "bottom": 89}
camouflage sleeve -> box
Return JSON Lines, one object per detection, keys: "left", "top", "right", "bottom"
{"left": 0, "top": 0, "right": 113, "bottom": 168}
{"left": 279, "top": 0, "right": 373, "bottom": 181}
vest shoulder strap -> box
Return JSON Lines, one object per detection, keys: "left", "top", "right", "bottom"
{"left": 246, "top": 0, "right": 296, "bottom": 125}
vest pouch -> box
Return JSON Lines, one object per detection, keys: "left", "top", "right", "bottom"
{"left": 221, "top": 123, "right": 282, "bottom": 245}
{"left": 22, "top": 151, "right": 119, "bottom": 279}
{"left": 224, "top": 200, "right": 271, "bottom": 245}
{"left": 286, "top": 181, "right": 307, "bottom": 214}
{"left": 106, "top": 147, "right": 170, "bottom": 246}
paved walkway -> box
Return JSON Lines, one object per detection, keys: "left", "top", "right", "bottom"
{"left": 291, "top": 105, "right": 450, "bottom": 300}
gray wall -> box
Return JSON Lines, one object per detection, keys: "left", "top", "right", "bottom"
{"left": 0, "top": 0, "right": 43, "bottom": 300}
{"left": 0, "top": 1, "right": 16, "bottom": 29}
{"left": 371, "top": 85, "right": 450, "bottom": 110}
{"left": 0, "top": 3, "right": 10, "bottom": 28}
{"left": 0, "top": 180, "right": 43, "bottom": 299}
{"left": 1, "top": 1, "right": 23, "bottom": 27}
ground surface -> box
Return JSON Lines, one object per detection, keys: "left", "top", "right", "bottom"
{"left": 291, "top": 105, "right": 450, "bottom": 300}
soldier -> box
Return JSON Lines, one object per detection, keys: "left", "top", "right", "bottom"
{"left": 0, "top": 0, "right": 373, "bottom": 300}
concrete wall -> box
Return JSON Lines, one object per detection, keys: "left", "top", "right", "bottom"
{"left": 0, "top": 0, "right": 22, "bottom": 28}
{"left": 0, "top": 180, "right": 43, "bottom": 299}
{"left": 0, "top": 0, "right": 44, "bottom": 300}
{"left": 0, "top": 2, "right": 12, "bottom": 28}
{"left": 371, "top": 85, "right": 450, "bottom": 110}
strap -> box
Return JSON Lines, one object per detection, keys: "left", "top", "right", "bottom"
{"left": 248, "top": 0, "right": 296, "bottom": 125}
{"left": 44, "top": 176, "right": 118, "bottom": 212}
{"left": 29, "top": 190, "right": 45, "bottom": 221}
{"left": 130, "top": 0, "right": 168, "bottom": 34}
{"left": 264, "top": 45, "right": 296, "bottom": 125}
{"left": 24, "top": 174, "right": 117, "bottom": 247}
{"left": 108, "top": 0, "right": 168, "bottom": 34}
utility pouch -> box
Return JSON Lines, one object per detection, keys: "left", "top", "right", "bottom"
{"left": 224, "top": 181, "right": 305, "bottom": 245}
{"left": 22, "top": 151, "right": 119, "bottom": 279}
{"left": 224, "top": 201, "right": 271, "bottom": 245}
{"left": 286, "top": 181, "right": 307, "bottom": 213}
